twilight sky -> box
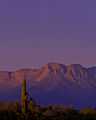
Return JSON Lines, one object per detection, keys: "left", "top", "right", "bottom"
{"left": 0, "top": 0, "right": 96, "bottom": 70}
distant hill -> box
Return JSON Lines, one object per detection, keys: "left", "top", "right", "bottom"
{"left": 0, "top": 63, "right": 96, "bottom": 108}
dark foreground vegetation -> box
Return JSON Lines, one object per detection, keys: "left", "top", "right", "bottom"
{"left": 1, "top": 79, "right": 96, "bottom": 119}
{"left": 0, "top": 103, "right": 96, "bottom": 120}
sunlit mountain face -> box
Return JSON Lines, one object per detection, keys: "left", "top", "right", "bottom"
{"left": 0, "top": 63, "right": 96, "bottom": 108}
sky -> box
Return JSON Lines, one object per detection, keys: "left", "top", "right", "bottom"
{"left": 0, "top": 0, "right": 96, "bottom": 70}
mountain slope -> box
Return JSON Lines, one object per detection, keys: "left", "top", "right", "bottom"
{"left": 0, "top": 63, "right": 96, "bottom": 108}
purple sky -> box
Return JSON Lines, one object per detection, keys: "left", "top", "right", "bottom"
{"left": 0, "top": 0, "right": 96, "bottom": 70}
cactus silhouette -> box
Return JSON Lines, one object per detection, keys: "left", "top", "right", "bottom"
{"left": 21, "top": 79, "right": 28, "bottom": 113}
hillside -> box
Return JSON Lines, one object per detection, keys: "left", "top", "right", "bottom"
{"left": 0, "top": 63, "right": 96, "bottom": 108}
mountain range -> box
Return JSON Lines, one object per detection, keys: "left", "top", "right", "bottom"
{"left": 0, "top": 63, "right": 96, "bottom": 108}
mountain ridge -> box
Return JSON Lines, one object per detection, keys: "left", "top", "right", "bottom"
{"left": 0, "top": 63, "right": 96, "bottom": 86}
{"left": 0, "top": 63, "right": 96, "bottom": 108}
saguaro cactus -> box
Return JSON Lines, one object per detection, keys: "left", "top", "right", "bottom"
{"left": 21, "top": 79, "right": 28, "bottom": 113}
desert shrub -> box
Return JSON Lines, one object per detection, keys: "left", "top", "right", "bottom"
{"left": 80, "top": 108, "right": 96, "bottom": 115}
